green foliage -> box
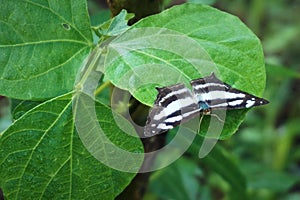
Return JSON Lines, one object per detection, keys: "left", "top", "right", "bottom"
{"left": 151, "top": 0, "right": 300, "bottom": 199}
{"left": 104, "top": 4, "right": 265, "bottom": 139}
{"left": 11, "top": 99, "right": 42, "bottom": 120}
{"left": 0, "top": 93, "right": 143, "bottom": 199}
{"left": 0, "top": 0, "right": 273, "bottom": 199}
{"left": 94, "top": 9, "right": 135, "bottom": 37}
{"left": 146, "top": 157, "right": 204, "bottom": 200}
{"left": 0, "top": 1, "right": 143, "bottom": 199}
{"left": 147, "top": 133, "right": 248, "bottom": 200}
{"left": 0, "top": 0, "right": 93, "bottom": 100}
{"left": 190, "top": 135, "right": 247, "bottom": 200}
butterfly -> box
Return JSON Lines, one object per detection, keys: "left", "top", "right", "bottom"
{"left": 144, "top": 73, "right": 269, "bottom": 136}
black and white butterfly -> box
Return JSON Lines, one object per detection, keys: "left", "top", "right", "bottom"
{"left": 144, "top": 73, "right": 269, "bottom": 136}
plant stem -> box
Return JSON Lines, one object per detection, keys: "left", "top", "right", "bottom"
{"left": 94, "top": 81, "right": 111, "bottom": 96}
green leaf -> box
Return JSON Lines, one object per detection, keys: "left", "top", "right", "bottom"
{"left": 104, "top": 4, "right": 266, "bottom": 139}
{"left": 10, "top": 99, "right": 42, "bottom": 120}
{"left": 0, "top": 0, "right": 93, "bottom": 100}
{"left": 95, "top": 9, "right": 134, "bottom": 37}
{"left": 0, "top": 93, "right": 143, "bottom": 199}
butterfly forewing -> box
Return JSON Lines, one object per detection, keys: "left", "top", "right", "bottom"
{"left": 191, "top": 73, "right": 269, "bottom": 110}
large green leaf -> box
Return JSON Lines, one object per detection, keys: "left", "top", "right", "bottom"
{"left": 0, "top": 93, "right": 143, "bottom": 199}
{"left": 104, "top": 4, "right": 266, "bottom": 139}
{"left": 0, "top": 0, "right": 93, "bottom": 100}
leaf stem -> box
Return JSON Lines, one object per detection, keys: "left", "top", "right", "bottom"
{"left": 94, "top": 81, "right": 111, "bottom": 96}
{"left": 75, "top": 46, "right": 103, "bottom": 91}
{"left": 92, "top": 27, "right": 102, "bottom": 38}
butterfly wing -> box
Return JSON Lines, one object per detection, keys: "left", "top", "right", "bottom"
{"left": 145, "top": 73, "right": 269, "bottom": 137}
{"left": 191, "top": 73, "right": 269, "bottom": 110}
{"left": 144, "top": 83, "right": 199, "bottom": 136}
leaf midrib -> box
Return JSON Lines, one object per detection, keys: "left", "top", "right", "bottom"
{"left": 0, "top": 39, "right": 90, "bottom": 48}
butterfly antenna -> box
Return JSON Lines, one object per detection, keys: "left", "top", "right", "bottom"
{"left": 210, "top": 113, "right": 225, "bottom": 123}
{"left": 197, "top": 114, "right": 204, "bottom": 133}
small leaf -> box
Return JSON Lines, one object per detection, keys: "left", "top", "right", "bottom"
{"left": 96, "top": 9, "right": 134, "bottom": 37}
{"left": 0, "top": 93, "right": 143, "bottom": 199}
{"left": 0, "top": 0, "right": 93, "bottom": 99}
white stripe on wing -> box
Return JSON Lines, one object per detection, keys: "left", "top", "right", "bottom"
{"left": 201, "top": 91, "right": 245, "bottom": 101}
{"left": 153, "top": 96, "right": 196, "bottom": 120}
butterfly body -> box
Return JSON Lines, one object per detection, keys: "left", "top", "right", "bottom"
{"left": 144, "top": 73, "right": 269, "bottom": 136}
